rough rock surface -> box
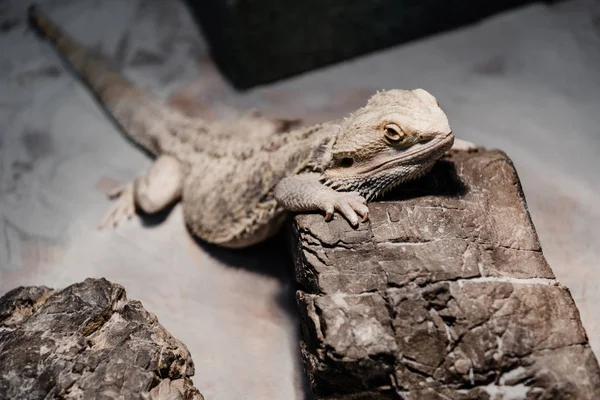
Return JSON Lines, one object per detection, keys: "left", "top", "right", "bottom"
{"left": 291, "top": 149, "right": 600, "bottom": 399}
{"left": 0, "top": 278, "right": 204, "bottom": 400}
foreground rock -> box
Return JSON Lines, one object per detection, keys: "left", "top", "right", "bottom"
{"left": 291, "top": 149, "right": 600, "bottom": 399}
{"left": 0, "top": 278, "right": 204, "bottom": 400}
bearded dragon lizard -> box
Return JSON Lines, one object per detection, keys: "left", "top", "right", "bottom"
{"left": 28, "top": 6, "right": 472, "bottom": 248}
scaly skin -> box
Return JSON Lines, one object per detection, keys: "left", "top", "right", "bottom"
{"left": 28, "top": 6, "right": 468, "bottom": 248}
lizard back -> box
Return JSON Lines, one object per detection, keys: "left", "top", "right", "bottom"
{"left": 178, "top": 124, "right": 338, "bottom": 247}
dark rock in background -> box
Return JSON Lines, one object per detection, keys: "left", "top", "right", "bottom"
{"left": 291, "top": 149, "right": 600, "bottom": 399}
{"left": 0, "top": 278, "right": 204, "bottom": 400}
{"left": 186, "top": 0, "right": 541, "bottom": 89}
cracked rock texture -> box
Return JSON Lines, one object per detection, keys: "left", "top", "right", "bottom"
{"left": 0, "top": 278, "right": 204, "bottom": 400}
{"left": 291, "top": 149, "right": 600, "bottom": 399}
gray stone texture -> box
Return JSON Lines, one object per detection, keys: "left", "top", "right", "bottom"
{"left": 187, "top": 0, "right": 539, "bottom": 89}
{"left": 292, "top": 149, "right": 600, "bottom": 399}
{"left": 0, "top": 278, "right": 204, "bottom": 400}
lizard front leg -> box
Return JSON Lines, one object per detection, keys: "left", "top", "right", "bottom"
{"left": 451, "top": 137, "right": 477, "bottom": 151}
{"left": 274, "top": 175, "right": 369, "bottom": 227}
{"left": 99, "top": 155, "right": 183, "bottom": 229}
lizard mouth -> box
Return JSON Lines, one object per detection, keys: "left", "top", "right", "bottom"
{"left": 358, "top": 131, "right": 454, "bottom": 175}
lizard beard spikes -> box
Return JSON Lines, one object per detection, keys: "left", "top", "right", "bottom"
{"left": 322, "top": 160, "right": 437, "bottom": 201}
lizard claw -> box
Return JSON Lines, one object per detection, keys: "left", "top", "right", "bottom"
{"left": 360, "top": 212, "right": 369, "bottom": 223}
{"left": 107, "top": 184, "right": 126, "bottom": 199}
{"left": 322, "top": 191, "right": 369, "bottom": 227}
{"left": 98, "top": 183, "right": 135, "bottom": 229}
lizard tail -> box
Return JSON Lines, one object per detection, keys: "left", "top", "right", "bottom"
{"left": 28, "top": 5, "right": 178, "bottom": 155}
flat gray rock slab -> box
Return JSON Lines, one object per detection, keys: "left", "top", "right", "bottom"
{"left": 292, "top": 149, "right": 600, "bottom": 399}
{"left": 0, "top": 278, "right": 204, "bottom": 400}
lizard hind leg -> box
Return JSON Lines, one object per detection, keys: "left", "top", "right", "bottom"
{"left": 99, "top": 183, "right": 136, "bottom": 228}
{"left": 98, "top": 155, "right": 183, "bottom": 229}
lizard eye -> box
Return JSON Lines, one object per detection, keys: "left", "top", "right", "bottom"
{"left": 383, "top": 123, "right": 406, "bottom": 144}
{"left": 339, "top": 157, "right": 354, "bottom": 168}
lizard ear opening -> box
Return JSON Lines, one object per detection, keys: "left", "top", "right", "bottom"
{"left": 339, "top": 157, "right": 354, "bottom": 168}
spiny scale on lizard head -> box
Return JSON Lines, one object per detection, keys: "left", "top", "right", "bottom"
{"left": 322, "top": 89, "right": 454, "bottom": 199}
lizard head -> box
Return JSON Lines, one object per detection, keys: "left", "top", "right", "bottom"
{"left": 323, "top": 88, "right": 454, "bottom": 200}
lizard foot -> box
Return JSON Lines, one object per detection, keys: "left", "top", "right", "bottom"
{"left": 322, "top": 191, "right": 369, "bottom": 227}
{"left": 451, "top": 138, "right": 478, "bottom": 151}
{"left": 98, "top": 183, "right": 135, "bottom": 229}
